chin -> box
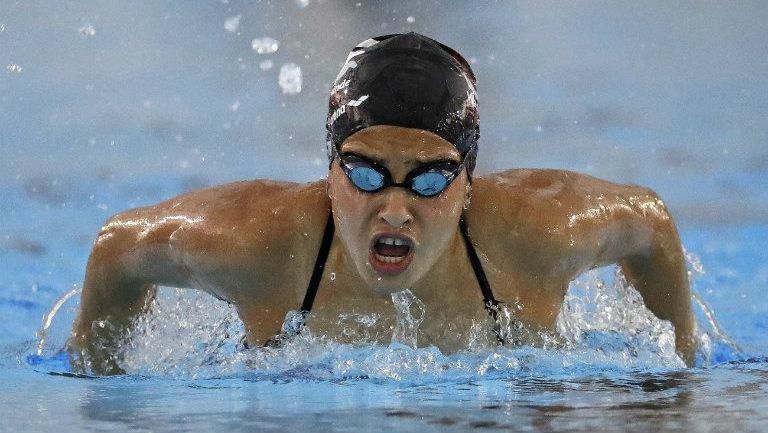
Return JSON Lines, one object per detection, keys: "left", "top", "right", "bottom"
{"left": 363, "top": 264, "right": 417, "bottom": 295}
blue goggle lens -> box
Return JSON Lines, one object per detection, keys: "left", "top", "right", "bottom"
{"left": 349, "top": 166, "right": 385, "bottom": 191}
{"left": 411, "top": 172, "right": 449, "bottom": 196}
{"left": 340, "top": 153, "right": 461, "bottom": 197}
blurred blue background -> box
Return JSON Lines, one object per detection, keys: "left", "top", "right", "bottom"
{"left": 1, "top": 1, "right": 766, "bottom": 344}
{"left": 2, "top": 1, "right": 766, "bottom": 218}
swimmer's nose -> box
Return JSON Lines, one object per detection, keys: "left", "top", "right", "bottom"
{"left": 378, "top": 189, "right": 413, "bottom": 228}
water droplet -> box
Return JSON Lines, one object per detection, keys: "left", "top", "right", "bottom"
{"left": 259, "top": 59, "right": 274, "bottom": 71}
{"left": 230, "top": 101, "right": 240, "bottom": 112}
{"left": 224, "top": 15, "right": 241, "bottom": 33}
{"left": 251, "top": 37, "right": 279, "bottom": 54}
{"left": 406, "top": 16, "right": 415, "bottom": 24}
{"left": 391, "top": 289, "right": 426, "bottom": 348}
{"left": 7, "top": 64, "right": 22, "bottom": 73}
{"left": 278, "top": 63, "right": 302, "bottom": 95}
{"left": 296, "top": 0, "right": 310, "bottom": 8}
{"left": 330, "top": 272, "right": 336, "bottom": 281}
{"left": 78, "top": 24, "right": 96, "bottom": 37}
{"left": 0, "top": 24, "right": 6, "bottom": 33}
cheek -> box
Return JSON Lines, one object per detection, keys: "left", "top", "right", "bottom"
{"left": 435, "top": 183, "right": 466, "bottom": 217}
{"left": 329, "top": 174, "right": 373, "bottom": 249}
{"left": 331, "top": 178, "right": 367, "bottom": 219}
{"left": 417, "top": 190, "right": 464, "bottom": 242}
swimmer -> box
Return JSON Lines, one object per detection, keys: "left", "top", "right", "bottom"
{"left": 69, "top": 33, "right": 696, "bottom": 374}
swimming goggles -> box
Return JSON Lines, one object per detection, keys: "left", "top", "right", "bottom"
{"left": 338, "top": 152, "right": 466, "bottom": 197}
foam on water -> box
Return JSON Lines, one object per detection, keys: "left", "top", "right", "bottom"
{"left": 30, "top": 254, "right": 742, "bottom": 381}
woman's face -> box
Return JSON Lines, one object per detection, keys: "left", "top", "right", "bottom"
{"left": 327, "top": 125, "right": 469, "bottom": 295}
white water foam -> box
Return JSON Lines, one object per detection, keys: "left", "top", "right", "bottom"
{"left": 35, "top": 254, "right": 738, "bottom": 379}
{"left": 556, "top": 267, "right": 684, "bottom": 368}
{"left": 110, "top": 271, "right": 687, "bottom": 379}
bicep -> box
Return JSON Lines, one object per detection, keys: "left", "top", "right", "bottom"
{"left": 559, "top": 185, "right": 672, "bottom": 274}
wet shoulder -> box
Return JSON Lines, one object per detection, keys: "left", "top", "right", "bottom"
{"left": 467, "top": 169, "right": 650, "bottom": 271}
{"left": 470, "top": 169, "right": 582, "bottom": 223}
{"left": 104, "top": 179, "right": 330, "bottom": 252}
{"left": 471, "top": 168, "right": 647, "bottom": 218}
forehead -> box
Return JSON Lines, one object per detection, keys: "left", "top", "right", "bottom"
{"left": 340, "top": 125, "right": 460, "bottom": 163}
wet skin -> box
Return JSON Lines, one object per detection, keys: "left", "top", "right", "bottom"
{"left": 70, "top": 125, "right": 695, "bottom": 374}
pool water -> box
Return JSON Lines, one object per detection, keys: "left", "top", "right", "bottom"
{"left": 2, "top": 364, "right": 767, "bottom": 433}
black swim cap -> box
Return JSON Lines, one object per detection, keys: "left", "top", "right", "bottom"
{"left": 326, "top": 32, "right": 480, "bottom": 174}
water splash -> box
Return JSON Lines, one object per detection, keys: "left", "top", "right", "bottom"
{"left": 223, "top": 15, "right": 241, "bottom": 33}
{"left": 390, "top": 289, "right": 425, "bottom": 348}
{"left": 251, "top": 37, "right": 279, "bottom": 54}
{"left": 78, "top": 24, "right": 96, "bottom": 37}
{"left": 31, "top": 257, "right": 742, "bottom": 379}
{"left": 259, "top": 59, "right": 274, "bottom": 71}
{"left": 557, "top": 267, "right": 684, "bottom": 368}
{"left": 278, "top": 63, "right": 302, "bottom": 95}
{"left": 116, "top": 288, "right": 246, "bottom": 378}
{"left": 684, "top": 248, "right": 743, "bottom": 364}
{"left": 36, "top": 286, "right": 81, "bottom": 356}
{"left": 336, "top": 312, "right": 387, "bottom": 344}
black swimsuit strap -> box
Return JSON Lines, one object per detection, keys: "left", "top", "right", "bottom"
{"left": 300, "top": 214, "right": 498, "bottom": 313}
{"left": 260, "top": 213, "right": 506, "bottom": 348}
{"left": 458, "top": 216, "right": 500, "bottom": 317}
{"left": 260, "top": 214, "right": 335, "bottom": 347}
{"left": 300, "top": 212, "right": 335, "bottom": 313}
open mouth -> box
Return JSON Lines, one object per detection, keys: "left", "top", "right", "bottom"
{"left": 369, "top": 234, "right": 414, "bottom": 275}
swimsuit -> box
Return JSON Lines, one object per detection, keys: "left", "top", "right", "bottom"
{"left": 260, "top": 213, "right": 502, "bottom": 347}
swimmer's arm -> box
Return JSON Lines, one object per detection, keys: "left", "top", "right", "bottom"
{"left": 68, "top": 212, "right": 189, "bottom": 375}
{"left": 68, "top": 180, "right": 329, "bottom": 374}
{"left": 617, "top": 192, "right": 695, "bottom": 367}
{"left": 571, "top": 186, "right": 696, "bottom": 366}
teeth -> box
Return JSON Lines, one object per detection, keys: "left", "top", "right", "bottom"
{"left": 378, "top": 236, "right": 408, "bottom": 246}
{"left": 375, "top": 254, "right": 405, "bottom": 263}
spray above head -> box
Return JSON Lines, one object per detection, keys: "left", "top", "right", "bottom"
{"left": 326, "top": 32, "right": 480, "bottom": 174}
